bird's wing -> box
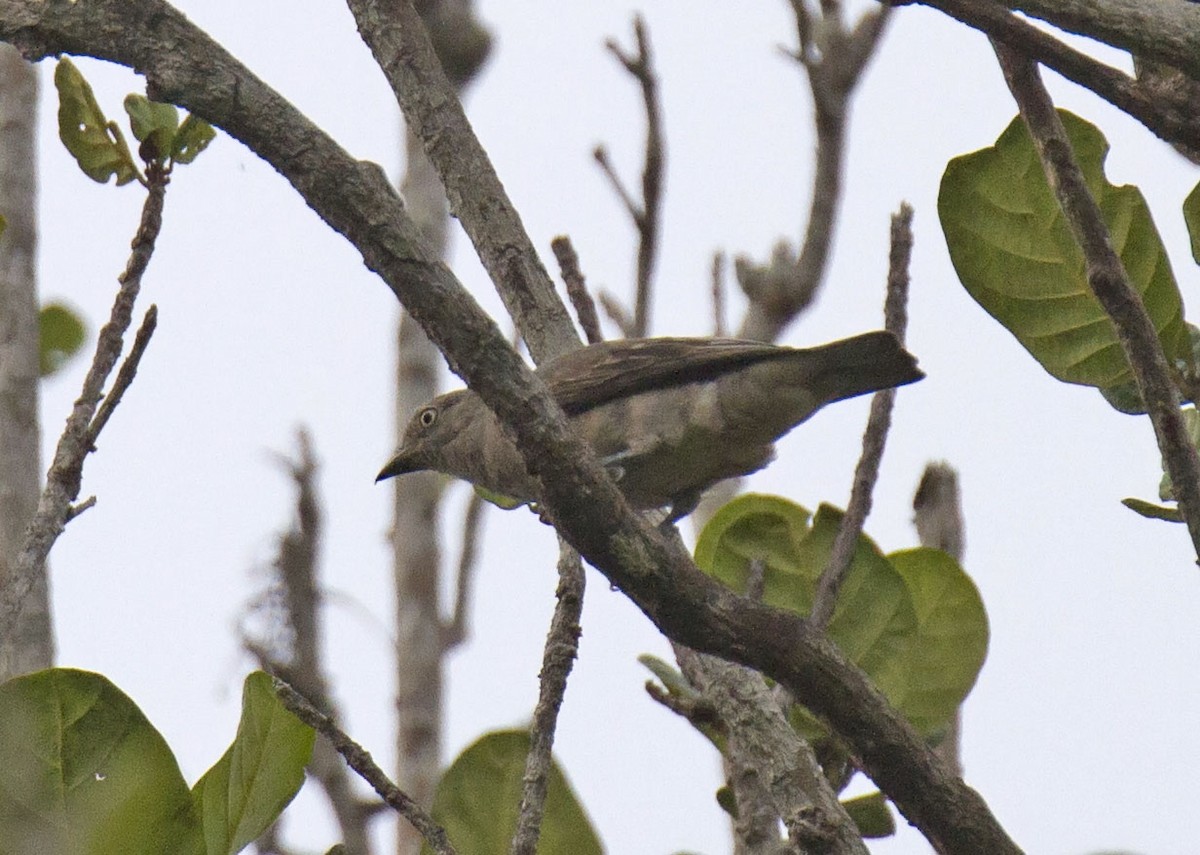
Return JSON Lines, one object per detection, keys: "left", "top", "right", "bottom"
{"left": 542, "top": 337, "right": 787, "bottom": 415}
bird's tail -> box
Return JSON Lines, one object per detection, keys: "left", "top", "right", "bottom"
{"left": 800, "top": 330, "right": 924, "bottom": 406}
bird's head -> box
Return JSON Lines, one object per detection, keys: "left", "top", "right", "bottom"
{"left": 376, "top": 389, "right": 479, "bottom": 482}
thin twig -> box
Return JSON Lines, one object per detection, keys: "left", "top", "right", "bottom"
{"left": 86, "top": 304, "right": 158, "bottom": 447}
{"left": 597, "top": 289, "right": 636, "bottom": 338}
{"left": 710, "top": 251, "right": 726, "bottom": 337}
{"left": 0, "top": 162, "right": 169, "bottom": 650}
{"left": 993, "top": 42, "right": 1200, "bottom": 563}
{"left": 810, "top": 204, "right": 913, "bottom": 629}
{"left": 274, "top": 680, "right": 458, "bottom": 855}
{"left": 604, "top": 14, "right": 664, "bottom": 337}
{"left": 246, "top": 431, "right": 375, "bottom": 855}
{"left": 550, "top": 236, "right": 603, "bottom": 345}
{"left": 511, "top": 544, "right": 586, "bottom": 855}
{"left": 442, "top": 490, "right": 486, "bottom": 649}
{"left": 909, "top": 0, "right": 1200, "bottom": 158}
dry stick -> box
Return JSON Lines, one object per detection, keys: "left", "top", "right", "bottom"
{"left": 442, "top": 490, "right": 485, "bottom": 650}
{"left": 253, "top": 431, "right": 375, "bottom": 855}
{"left": 510, "top": 545, "right": 586, "bottom": 855}
{"left": 604, "top": 14, "right": 664, "bottom": 338}
{"left": 739, "top": 2, "right": 890, "bottom": 342}
{"left": 0, "top": 7, "right": 1016, "bottom": 849}
{"left": 993, "top": 43, "right": 1200, "bottom": 562}
{"left": 551, "top": 236, "right": 603, "bottom": 345}
{"left": 0, "top": 162, "right": 168, "bottom": 649}
{"left": 710, "top": 251, "right": 726, "bottom": 338}
{"left": 811, "top": 204, "right": 913, "bottom": 629}
{"left": 905, "top": 0, "right": 1200, "bottom": 156}
{"left": 274, "top": 680, "right": 458, "bottom": 855}
{"left": 597, "top": 290, "right": 636, "bottom": 339}
{"left": 912, "top": 462, "right": 966, "bottom": 776}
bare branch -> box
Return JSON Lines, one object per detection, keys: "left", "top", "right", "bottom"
{"left": 908, "top": 0, "right": 1200, "bottom": 160}
{"left": 810, "top": 205, "right": 913, "bottom": 629}
{"left": 442, "top": 490, "right": 486, "bottom": 650}
{"left": 912, "top": 462, "right": 966, "bottom": 775}
{"left": 246, "top": 431, "right": 375, "bottom": 855}
{"left": 710, "top": 251, "right": 726, "bottom": 337}
{"left": 597, "top": 289, "right": 637, "bottom": 339}
{"left": 511, "top": 544, "right": 586, "bottom": 855}
{"left": 1, "top": 161, "right": 168, "bottom": 653}
{"left": 993, "top": 43, "right": 1200, "bottom": 563}
{"left": 347, "top": 0, "right": 578, "bottom": 362}
{"left": 274, "top": 680, "right": 458, "bottom": 855}
{"left": 603, "top": 14, "right": 664, "bottom": 337}
{"left": 551, "top": 236, "right": 603, "bottom": 345}
{"left": 86, "top": 304, "right": 157, "bottom": 448}
{"left": 739, "top": 3, "right": 891, "bottom": 342}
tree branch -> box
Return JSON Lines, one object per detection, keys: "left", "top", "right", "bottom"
{"left": 810, "top": 204, "right": 913, "bottom": 629}
{"left": 602, "top": 14, "right": 664, "bottom": 338}
{"left": 993, "top": 42, "right": 1200, "bottom": 563}
{"left": 905, "top": 0, "right": 1200, "bottom": 158}
{"left": 275, "top": 680, "right": 458, "bottom": 855}
{"left": 511, "top": 545, "right": 585, "bottom": 855}
{"left": 345, "top": 0, "right": 578, "bottom": 363}
{"left": 1, "top": 158, "right": 167, "bottom": 653}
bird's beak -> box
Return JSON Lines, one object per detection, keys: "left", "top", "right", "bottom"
{"left": 376, "top": 450, "right": 417, "bottom": 483}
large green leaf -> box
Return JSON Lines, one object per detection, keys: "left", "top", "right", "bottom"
{"left": 39, "top": 302, "right": 87, "bottom": 377}
{"left": 883, "top": 549, "right": 989, "bottom": 735}
{"left": 0, "top": 668, "right": 202, "bottom": 855}
{"left": 695, "top": 495, "right": 916, "bottom": 703}
{"left": 694, "top": 495, "right": 988, "bottom": 737}
{"left": 54, "top": 59, "right": 138, "bottom": 186}
{"left": 423, "top": 730, "right": 602, "bottom": 855}
{"left": 191, "top": 672, "right": 314, "bottom": 855}
{"left": 940, "top": 111, "right": 1187, "bottom": 407}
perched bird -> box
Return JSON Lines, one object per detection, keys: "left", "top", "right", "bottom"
{"left": 377, "top": 332, "right": 923, "bottom": 520}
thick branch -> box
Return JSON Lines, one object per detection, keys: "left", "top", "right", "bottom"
{"left": 0, "top": 3, "right": 1017, "bottom": 850}
{"left": 346, "top": 0, "right": 577, "bottom": 363}
{"left": 993, "top": 43, "right": 1200, "bottom": 562}
{"left": 907, "top": 0, "right": 1200, "bottom": 157}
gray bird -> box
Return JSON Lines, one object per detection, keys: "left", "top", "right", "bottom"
{"left": 377, "top": 331, "right": 923, "bottom": 520}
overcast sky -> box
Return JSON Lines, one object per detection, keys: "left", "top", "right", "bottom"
{"left": 34, "top": 1, "right": 1200, "bottom": 853}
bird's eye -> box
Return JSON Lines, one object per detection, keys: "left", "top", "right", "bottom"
{"left": 419, "top": 407, "right": 438, "bottom": 428}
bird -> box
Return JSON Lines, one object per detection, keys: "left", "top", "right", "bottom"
{"left": 377, "top": 331, "right": 923, "bottom": 520}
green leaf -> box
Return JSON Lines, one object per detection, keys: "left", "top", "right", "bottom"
{"left": 939, "top": 110, "right": 1187, "bottom": 400}
{"left": 172, "top": 115, "right": 217, "bottom": 164}
{"left": 1184, "top": 181, "right": 1200, "bottom": 264}
{"left": 0, "top": 668, "right": 202, "bottom": 855}
{"left": 1121, "top": 497, "right": 1184, "bottom": 522}
{"left": 54, "top": 58, "right": 138, "bottom": 185}
{"left": 695, "top": 495, "right": 989, "bottom": 738}
{"left": 423, "top": 730, "right": 602, "bottom": 855}
{"left": 191, "top": 672, "right": 314, "bottom": 855}
{"left": 841, "top": 791, "right": 895, "bottom": 838}
{"left": 123, "top": 94, "right": 179, "bottom": 162}
{"left": 39, "top": 302, "right": 87, "bottom": 377}
{"left": 696, "top": 495, "right": 916, "bottom": 707}
{"left": 884, "top": 549, "right": 989, "bottom": 734}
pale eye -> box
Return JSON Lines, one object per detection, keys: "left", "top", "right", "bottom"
{"left": 419, "top": 407, "right": 438, "bottom": 428}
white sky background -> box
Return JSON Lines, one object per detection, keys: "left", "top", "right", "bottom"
{"left": 33, "top": 1, "right": 1200, "bottom": 853}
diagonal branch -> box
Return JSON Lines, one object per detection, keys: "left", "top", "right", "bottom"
{"left": 0, "top": 159, "right": 167, "bottom": 652}
{"left": 906, "top": 0, "right": 1200, "bottom": 158}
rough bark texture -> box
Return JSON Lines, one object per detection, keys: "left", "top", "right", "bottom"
{"left": 0, "top": 43, "right": 48, "bottom": 679}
